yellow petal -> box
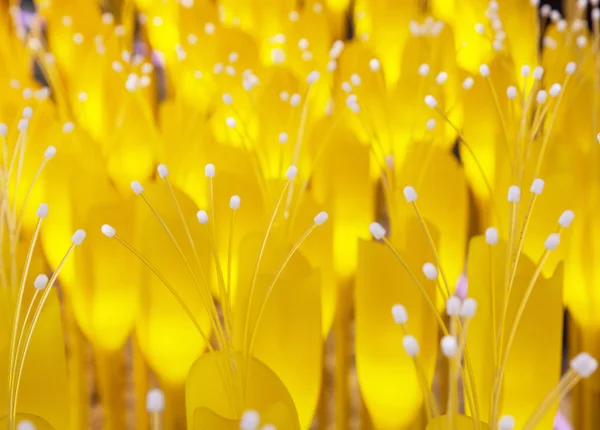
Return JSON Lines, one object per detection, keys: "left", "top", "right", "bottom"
{"left": 426, "top": 415, "right": 490, "bottom": 430}
{"left": 233, "top": 229, "right": 322, "bottom": 428}
{"left": 135, "top": 183, "right": 213, "bottom": 385}
{"left": 356, "top": 219, "right": 439, "bottom": 429}
{"left": 185, "top": 351, "right": 300, "bottom": 429}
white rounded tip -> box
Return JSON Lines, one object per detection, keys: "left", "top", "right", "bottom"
{"left": 157, "top": 164, "right": 169, "bottom": 178}
{"left": 544, "top": 233, "right": 561, "bottom": 251}
{"left": 350, "top": 73, "right": 361, "bottom": 86}
{"left": 286, "top": 165, "right": 298, "bottom": 180}
{"left": 341, "top": 81, "right": 352, "bottom": 93}
{"left": 475, "top": 23, "right": 485, "bottom": 34}
{"left": 62, "top": 122, "right": 75, "bottom": 133}
{"left": 402, "top": 335, "right": 420, "bottom": 357}
{"left": 565, "top": 62, "right": 577, "bottom": 75}
{"left": 16, "top": 421, "right": 36, "bottom": 430}
{"left": 222, "top": 93, "right": 233, "bottom": 105}
{"left": 307, "top": 71, "right": 320, "bottom": 84}
{"left": 391, "top": 304, "right": 408, "bottom": 324}
{"left": 424, "top": 95, "right": 437, "bottom": 109}
{"left": 72, "top": 229, "right": 86, "bottom": 246}
{"left": 422, "top": 262, "right": 438, "bottom": 281}
{"left": 441, "top": 335, "right": 458, "bottom": 357}
{"left": 18, "top": 119, "right": 29, "bottom": 132}
{"left": 435, "top": 71, "right": 448, "bottom": 85}
{"left": 36, "top": 203, "right": 49, "bottom": 218}
{"left": 369, "top": 222, "right": 386, "bottom": 240}
{"left": 197, "top": 210, "right": 209, "bottom": 225}
{"left": 369, "top": 58, "right": 380, "bottom": 72}
{"left": 403, "top": 186, "right": 418, "bottom": 203}
{"left": 426, "top": 118, "right": 436, "bottom": 131}
{"left": 536, "top": 90, "right": 548, "bottom": 104}
{"left": 521, "top": 65, "right": 531, "bottom": 77}
{"left": 559, "top": 210, "right": 575, "bottom": 228}
{"left": 533, "top": 66, "right": 544, "bottom": 80}
{"left": 0, "top": 123, "right": 7, "bottom": 136}
{"left": 498, "top": 415, "right": 516, "bottom": 430}
{"left": 22, "top": 106, "right": 33, "bottom": 119}
{"left": 479, "top": 64, "right": 490, "bottom": 77}
{"left": 571, "top": 353, "right": 598, "bottom": 377}
{"left": 549, "top": 83, "right": 562, "bottom": 97}
{"left": 460, "top": 298, "right": 477, "bottom": 318}
{"left": 205, "top": 163, "right": 215, "bottom": 177}
{"left": 446, "top": 296, "right": 462, "bottom": 316}
{"left": 131, "top": 181, "right": 144, "bottom": 194}
{"left": 226, "top": 117, "right": 236, "bottom": 129}
{"left": 260, "top": 425, "right": 276, "bottom": 430}
{"left": 462, "top": 77, "right": 474, "bottom": 90}
{"left": 240, "top": 409, "right": 261, "bottom": 430}
{"left": 506, "top": 86, "right": 517, "bottom": 100}
{"left": 230, "top": 195, "right": 241, "bottom": 210}
{"left": 314, "top": 211, "right": 328, "bottom": 226}
{"left": 418, "top": 63, "right": 430, "bottom": 77}
{"left": 278, "top": 132, "right": 288, "bottom": 144}
{"left": 530, "top": 178, "right": 545, "bottom": 195}
{"left": 146, "top": 388, "right": 165, "bottom": 412}
{"left": 44, "top": 146, "right": 57, "bottom": 160}
{"left": 290, "top": 94, "right": 301, "bottom": 107}
{"left": 593, "top": 8, "right": 600, "bottom": 21}
{"left": 33, "top": 274, "right": 48, "bottom": 290}
{"left": 485, "top": 227, "right": 499, "bottom": 245}
{"left": 101, "top": 224, "right": 116, "bottom": 238}
{"left": 507, "top": 185, "right": 521, "bottom": 203}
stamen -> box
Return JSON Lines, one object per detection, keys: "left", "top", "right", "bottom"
{"left": 147, "top": 388, "right": 165, "bottom": 430}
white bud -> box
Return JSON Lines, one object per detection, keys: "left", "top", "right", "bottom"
{"left": 418, "top": 63, "right": 430, "bottom": 76}
{"left": 559, "top": 210, "right": 575, "bottom": 228}
{"left": 278, "top": 132, "right": 288, "bottom": 144}
{"left": 424, "top": 95, "right": 437, "bottom": 109}
{"left": 571, "top": 353, "right": 598, "bottom": 377}
{"left": 341, "top": 81, "right": 352, "bottom": 93}
{"left": 62, "top": 122, "right": 75, "bottom": 133}
{"left": 426, "top": 118, "right": 436, "bottom": 131}
{"left": 475, "top": 23, "right": 485, "bottom": 34}
{"left": 240, "top": 410, "right": 260, "bottom": 430}
{"left": 441, "top": 335, "right": 458, "bottom": 357}
{"left": 286, "top": 165, "right": 298, "bottom": 180}
{"left": 435, "top": 71, "right": 448, "bottom": 85}
{"left": 391, "top": 304, "right": 408, "bottom": 324}
{"left": 521, "top": 65, "right": 531, "bottom": 77}
{"left": 226, "top": 117, "right": 236, "bottom": 129}
{"left": 197, "top": 210, "right": 209, "bottom": 224}
{"left": 18, "top": 119, "right": 28, "bottom": 132}
{"left": 422, "top": 263, "right": 438, "bottom": 281}
{"left": 101, "top": 224, "right": 116, "bottom": 238}
{"left": 536, "top": 90, "right": 548, "bottom": 104}
{"left": 530, "top": 178, "right": 545, "bottom": 195}
{"left": 350, "top": 73, "right": 361, "bottom": 86}
{"left": 369, "top": 58, "right": 380, "bottom": 71}
{"left": 462, "top": 77, "right": 474, "bottom": 90}
{"left": 0, "top": 123, "right": 7, "bottom": 136}
{"left": 157, "top": 164, "right": 169, "bottom": 178}
{"left": 498, "top": 415, "right": 516, "bottom": 430}
{"left": 446, "top": 297, "right": 462, "bottom": 316}
{"left": 229, "top": 195, "right": 241, "bottom": 210}
{"left": 16, "top": 420, "right": 36, "bottom": 430}
{"left": 71, "top": 229, "right": 86, "bottom": 245}
{"left": 460, "top": 298, "right": 477, "bottom": 318}
{"left": 485, "top": 227, "right": 499, "bottom": 245}
{"left": 549, "top": 83, "right": 562, "bottom": 97}
{"left": 222, "top": 93, "right": 233, "bottom": 105}
{"left": 36, "top": 203, "right": 48, "bottom": 218}
{"left": 479, "top": 64, "right": 490, "bottom": 77}
{"left": 314, "top": 212, "right": 328, "bottom": 225}
{"left": 307, "top": 71, "right": 320, "bottom": 84}
{"left": 22, "top": 106, "right": 33, "bottom": 119}
{"left": 593, "top": 7, "right": 600, "bottom": 21}
{"left": 403, "top": 186, "right": 418, "bottom": 202}
{"left": 290, "top": 94, "right": 301, "bottom": 107}
{"left": 508, "top": 185, "right": 521, "bottom": 202}
{"left": 506, "top": 86, "right": 517, "bottom": 99}
{"left": 204, "top": 22, "right": 215, "bottom": 35}
{"left": 544, "top": 233, "right": 561, "bottom": 251}
{"left": 131, "top": 181, "right": 144, "bottom": 194}
{"left": 369, "top": 222, "right": 386, "bottom": 240}
{"left": 204, "top": 164, "right": 215, "bottom": 177}
{"left": 566, "top": 62, "right": 577, "bottom": 75}
{"left": 557, "top": 19, "right": 567, "bottom": 32}
{"left": 533, "top": 66, "right": 544, "bottom": 80}
{"left": 402, "top": 335, "right": 420, "bottom": 357}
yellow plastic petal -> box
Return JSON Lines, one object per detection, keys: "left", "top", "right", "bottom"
{"left": 185, "top": 351, "right": 300, "bottom": 429}
{"left": 356, "top": 219, "right": 439, "bottom": 429}
{"left": 466, "top": 236, "right": 563, "bottom": 427}
{"left": 135, "top": 183, "right": 212, "bottom": 385}
{"left": 233, "top": 230, "right": 322, "bottom": 428}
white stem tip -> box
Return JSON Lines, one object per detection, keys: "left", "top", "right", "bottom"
{"left": 44, "top": 146, "right": 57, "bottom": 160}
{"left": 37, "top": 203, "right": 49, "bottom": 218}
{"left": 157, "top": 164, "right": 169, "bottom": 178}
{"left": 314, "top": 211, "right": 328, "bottom": 225}
{"left": 422, "top": 262, "right": 438, "bottom": 280}
{"left": 446, "top": 296, "right": 462, "bottom": 316}
{"left": 286, "top": 165, "right": 298, "bottom": 180}
{"left": 16, "top": 421, "right": 36, "bottom": 430}
{"left": 205, "top": 163, "right": 215, "bottom": 177}
{"left": 72, "top": 229, "right": 86, "bottom": 245}
{"left": 391, "top": 304, "right": 408, "bottom": 324}
{"left": 240, "top": 409, "right": 261, "bottom": 430}
{"left": 530, "top": 178, "right": 544, "bottom": 195}
{"left": 146, "top": 388, "right": 165, "bottom": 412}
{"left": 101, "top": 224, "right": 116, "bottom": 238}
{"left": 402, "top": 335, "right": 420, "bottom": 357}
{"left": 571, "top": 353, "right": 598, "bottom": 377}
{"left": 441, "top": 335, "right": 458, "bottom": 357}
{"left": 559, "top": 210, "right": 575, "bottom": 228}
{"left": 460, "top": 298, "right": 477, "bottom": 318}
{"left": 369, "top": 222, "right": 386, "bottom": 240}
{"left": 544, "top": 233, "right": 560, "bottom": 251}
{"left": 498, "top": 415, "right": 516, "bottom": 430}
{"left": 369, "top": 58, "right": 380, "bottom": 71}
{"left": 424, "top": 95, "right": 437, "bottom": 109}
{"left": 485, "top": 227, "right": 499, "bottom": 245}
{"left": 197, "top": 210, "right": 209, "bottom": 224}
{"left": 131, "top": 181, "right": 144, "bottom": 194}
{"left": 230, "top": 195, "right": 241, "bottom": 210}
{"left": 403, "top": 186, "right": 418, "bottom": 202}
{"left": 34, "top": 274, "right": 48, "bottom": 290}
{"left": 508, "top": 185, "right": 521, "bottom": 202}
